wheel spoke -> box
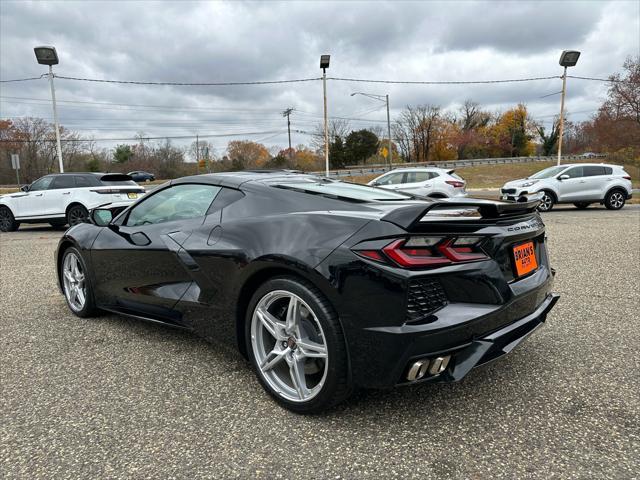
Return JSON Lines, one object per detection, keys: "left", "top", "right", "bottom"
{"left": 76, "top": 287, "right": 86, "bottom": 306}
{"left": 64, "top": 270, "right": 74, "bottom": 283}
{"left": 285, "top": 296, "right": 300, "bottom": 334}
{"left": 260, "top": 347, "right": 288, "bottom": 372}
{"left": 289, "top": 357, "right": 309, "bottom": 400}
{"left": 297, "top": 338, "right": 327, "bottom": 359}
{"left": 256, "top": 307, "right": 285, "bottom": 340}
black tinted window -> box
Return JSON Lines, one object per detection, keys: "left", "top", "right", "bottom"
{"left": 565, "top": 167, "right": 583, "bottom": 178}
{"left": 50, "top": 176, "right": 76, "bottom": 189}
{"left": 583, "top": 166, "right": 606, "bottom": 176}
{"left": 74, "top": 176, "right": 93, "bottom": 187}
{"left": 604, "top": 167, "right": 612, "bottom": 175}
{"left": 30, "top": 176, "right": 54, "bottom": 191}
{"left": 126, "top": 184, "right": 221, "bottom": 227}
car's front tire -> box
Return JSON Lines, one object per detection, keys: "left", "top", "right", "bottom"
{"left": 245, "top": 276, "right": 351, "bottom": 413}
{"left": 537, "top": 191, "right": 555, "bottom": 212}
{"left": 604, "top": 190, "right": 626, "bottom": 210}
{"left": 61, "top": 247, "right": 97, "bottom": 317}
{"left": 67, "top": 204, "right": 89, "bottom": 226}
{"left": 0, "top": 206, "right": 20, "bottom": 232}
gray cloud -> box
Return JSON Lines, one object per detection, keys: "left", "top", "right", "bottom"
{"left": 0, "top": 0, "right": 637, "bottom": 150}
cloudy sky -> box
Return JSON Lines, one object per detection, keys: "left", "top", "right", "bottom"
{"left": 1, "top": 0, "right": 638, "bottom": 155}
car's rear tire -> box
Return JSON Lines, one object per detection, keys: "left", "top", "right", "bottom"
{"left": 0, "top": 206, "right": 19, "bottom": 232}
{"left": 61, "top": 247, "right": 97, "bottom": 317}
{"left": 67, "top": 204, "right": 88, "bottom": 226}
{"left": 537, "top": 191, "right": 555, "bottom": 212}
{"left": 245, "top": 276, "right": 351, "bottom": 413}
{"left": 604, "top": 190, "right": 626, "bottom": 210}
{"left": 573, "top": 202, "right": 591, "bottom": 209}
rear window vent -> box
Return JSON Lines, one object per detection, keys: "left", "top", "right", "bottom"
{"left": 406, "top": 279, "right": 448, "bottom": 324}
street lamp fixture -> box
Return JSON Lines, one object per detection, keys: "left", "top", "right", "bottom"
{"left": 350, "top": 92, "right": 393, "bottom": 168}
{"left": 34, "top": 45, "right": 64, "bottom": 173}
{"left": 320, "top": 55, "right": 330, "bottom": 176}
{"left": 34, "top": 46, "right": 59, "bottom": 65}
{"left": 556, "top": 50, "right": 581, "bottom": 166}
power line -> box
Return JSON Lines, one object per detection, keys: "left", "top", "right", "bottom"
{"left": 327, "top": 75, "right": 562, "bottom": 85}
{"left": 53, "top": 74, "right": 322, "bottom": 86}
{"left": 0, "top": 75, "right": 45, "bottom": 83}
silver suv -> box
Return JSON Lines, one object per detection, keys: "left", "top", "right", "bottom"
{"left": 501, "top": 163, "right": 633, "bottom": 211}
{"left": 368, "top": 167, "right": 467, "bottom": 198}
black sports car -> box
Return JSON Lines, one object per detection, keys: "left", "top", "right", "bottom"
{"left": 55, "top": 171, "right": 558, "bottom": 413}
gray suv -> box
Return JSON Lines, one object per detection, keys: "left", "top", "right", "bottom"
{"left": 501, "top": 163, "right": 633, "bottom": 211}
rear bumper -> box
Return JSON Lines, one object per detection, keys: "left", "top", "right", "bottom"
{"left": 399, "top": 293, "right": 559, "bottom": 386}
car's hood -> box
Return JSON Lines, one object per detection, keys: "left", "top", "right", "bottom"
{"left": 502, "top": 178, "right": 540, "bottom": 188}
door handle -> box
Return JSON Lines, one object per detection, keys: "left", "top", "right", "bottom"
{"left": 35, "top": 193, "right": 43, "bottom": 197}
{"left": 62, "top": 192, "right": 71, "bottom": 195}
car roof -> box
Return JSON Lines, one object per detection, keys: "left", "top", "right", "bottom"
{"left": 382, "top": 167, "right": 450, "bottom": 173}
{"left": 172, "top": 170, "right": 321, "bottom": 189}
{"left": 556, "top": 163, "right": 620, "bottom": 168}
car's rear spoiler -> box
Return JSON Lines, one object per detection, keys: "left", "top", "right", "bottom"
{"left": 381, "top": 192, "right": 543, "bottom": 230}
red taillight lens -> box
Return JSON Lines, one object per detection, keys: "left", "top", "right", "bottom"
{"left": 623, "top": 175, "right": 631, "bottom": 180}
{"left": 355, "top": 236, "right": 488, "bottom": 268}
{"left": 445, "top": 180, "right": 465, "bottom": 188}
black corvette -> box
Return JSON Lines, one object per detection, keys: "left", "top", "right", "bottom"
{"left": 56, "top": 171, "right": 558, "bottom": 413}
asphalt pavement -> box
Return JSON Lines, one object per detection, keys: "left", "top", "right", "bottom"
{"left": 1, "top": 205, "right": 639, "bottom": 479}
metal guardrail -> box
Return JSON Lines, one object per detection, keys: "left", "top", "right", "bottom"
{"left": 314, "top": 154, "right": 607, "bottom": 178}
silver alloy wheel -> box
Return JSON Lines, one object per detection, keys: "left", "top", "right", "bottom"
{"left": 538, "top": 193, "right": 553, "bottom": 212}
{"left": 250, "top": 290, "right": 328, "bottom": 403}
{"left": 62, "top": 252, "right": 87, "bottom": 312}
{"left": 609, "top": 192, "right": 624, "bottom": 209}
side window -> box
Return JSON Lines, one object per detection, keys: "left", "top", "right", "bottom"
{"left": 583, "top": 166, "right": 606, "bottom": 177}
{"left": 604, "top": 167, "right": 613, "bottom": 175}
{"left": 29, "top": 176, "right": 54, "bottom": 191}
{"left": 50, "top": 176, "right": 76, "bottom": 189}
{"left": 405, "top": 172, "right": 431, "bottom": 183}
{"left": 125, "top": 184, "right": 221, "bottom": 227}
{"left": 564, "top": 167, "right": 583, "bottom": 178}
{"left": 376, "top": 173, "right": 403, "bottom": 185}
{"left": 74, "top": 176, "right": 92, "bottom": 188}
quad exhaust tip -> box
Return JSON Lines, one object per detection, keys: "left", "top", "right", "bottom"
{"left": 406, "top": 355, "right": 451, "bottom": 381}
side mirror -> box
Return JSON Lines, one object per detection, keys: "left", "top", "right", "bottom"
{"left": 371, "top": 181, "right": 380, "bottom": 186}
{"left": 20, "top": 184, "right": 30, "bottom": 192}
{"left": 91, "top": 208, "right": 113, "bottom": 226}
{"left": 559, "top": 174, "right": 570, "bottom": 181}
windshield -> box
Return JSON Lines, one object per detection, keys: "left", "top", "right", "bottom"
{"left": 530, "top": 166, "right": 567, "bottom": 179}
{"left": 274, "top": 180, "right": 412, "bottom": 202}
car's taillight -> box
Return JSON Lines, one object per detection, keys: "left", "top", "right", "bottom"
{"left": 623, "top": 175, "right": 631, "bottom": 180}
{"left": 354, "top": 236, "right": 488, "bottom": 268}
{"left": 445, "top": 180, "right": 465, "bottom": 188}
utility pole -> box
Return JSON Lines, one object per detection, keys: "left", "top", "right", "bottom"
{"left": 323, "top": 70, "right": 329, "bottom": 176}
{"left": 557, "top": 66, "right": 567, "bottom": 166}
{"left": 385, "top": 94, "right": 392, "bottom": 168}
{"left": 282, "top": 108, "right": 294, "bottom": 159}
{"left": 48, "top": 65, "right": 64, "bottom": 173}
{"left": 196, "top": 134, "right": 200, "bottom": 173}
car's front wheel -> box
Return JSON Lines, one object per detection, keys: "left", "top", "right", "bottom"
{"left": 0, "top": 206, "right": 19, "bottom": 232}
{"left": 537, "top": 191, "right": 555, "bottom": 212}
{"left": 67, "top": 205, "right": 88, "bottom": 226}
{"left": 246, "top": 276, "right": 351, "bottom": 413}
{"left": 61, "top": 247, "right": 97, "bottom": 317}
{"left": 604, "top": 190, "right": 626, "bottom": 210}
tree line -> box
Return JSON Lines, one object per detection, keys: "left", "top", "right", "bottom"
{"left": 1, "top": 57, "right": 637, "bottom": 184}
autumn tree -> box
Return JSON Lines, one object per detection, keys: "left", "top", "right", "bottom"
{"left": 536, "top": 119, "right": 560, "bottom": 156}
{"left": 226, "top": 140, "right": 270, "bottom": 169}
{"left": 344, "top": 129, "right": 379, "bottom": 164}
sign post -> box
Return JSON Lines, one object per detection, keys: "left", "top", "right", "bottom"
{"left": 10, "top": 154, "right": 20, "bottom": 186}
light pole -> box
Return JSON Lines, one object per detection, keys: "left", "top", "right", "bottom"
{"left": 557, "top": 50, "right": 580, "bottom": 166}
{"left": 351, "top": 92, "right": 393, "bottom": 169}
{"left": 320, "top": 55, "right": 330, "bottom": 176}
{"left": 34, "top": 46, "right": 64, "bottom": 173}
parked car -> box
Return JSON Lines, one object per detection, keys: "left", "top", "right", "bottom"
{"left": 55, "top": 171, "right": 558, "bottom": 413}
{"left": 0, "top": 173, "right": 145, "bottom": 232}
{"left": 368, "top": 167, "right": 467, "bottom": 198}
{"left": 500, "top": 163, "right": 633, "bottom": 211}
{"left": 127, "top": 171, "right": 155, "bottom": 182}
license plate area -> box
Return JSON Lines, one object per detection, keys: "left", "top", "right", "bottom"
{"left": 512, "top": 241, "right": 538, "bottom": 278}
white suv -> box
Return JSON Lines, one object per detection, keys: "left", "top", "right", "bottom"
{"left": 368, "top": 167, "right": 467, "bottom": 198}
{"left": 501, "top": 163, "right": 633, "bottom": 211}
{"left": 0, "top": 173, "right": 145, "bottom": 232}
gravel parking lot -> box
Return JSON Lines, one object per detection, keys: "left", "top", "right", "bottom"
{"left": 1, "top": 205, "right": 639, "bottom": 479}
